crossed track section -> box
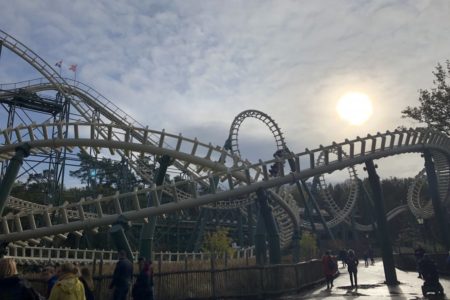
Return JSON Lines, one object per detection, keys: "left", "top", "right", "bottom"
{"left": 0, "top": 123, "right": 449, "bottom": 244}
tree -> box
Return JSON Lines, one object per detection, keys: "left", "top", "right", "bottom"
{"left": 69, "top": 152, "right": 138, "bottom": 193}
{"left": 202, "top": 227, "right": 234, "bottom": 256}
{"left": 402, "top": 60, "right": 450, "bottom": 135}
{"left": 299, "top": 231, "right": 319, "bottom": 260}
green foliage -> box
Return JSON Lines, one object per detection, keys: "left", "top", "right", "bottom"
{"left": 69, "top": 152, "right": 138, "bottom": 193}
{"left": 299, "top": 231, "right": 318, "bottom": 260}
{"left": 402, "top": 60, "right": 450, "bottom": 135}
{"left": 202, "top": 228, "right": 234, "bottom": 256}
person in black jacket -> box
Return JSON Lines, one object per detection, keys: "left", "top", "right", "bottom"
{"left": 0, "top": 258, "right": 43, "bottom": 300}
{"left": 109, "top": 250, "right": 133, "bottom": 300}
{"left": 346, "top": 249, "right": 359, "bottom": 290}
{"left": 132, "top": 258, "right": 154, "bottom": 300}
{"left": 79, "top": 267, "right": 95, "bottom": 300}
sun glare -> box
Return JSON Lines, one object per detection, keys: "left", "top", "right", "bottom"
{"left": 336, "top": 92, "right": 373, "bottom": 125}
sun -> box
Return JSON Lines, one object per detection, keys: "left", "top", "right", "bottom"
{"left": 336, "top": 92, "right": 373, "bottom": 125}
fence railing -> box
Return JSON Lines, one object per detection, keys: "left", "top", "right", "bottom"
{"left": 6, "top": 245, "right": 255, "bottom": 265}
{"left": 154, "top": 259, "right": 325, "bottom": 299}
{"left": 153, "top": 247, "right": 255, "bottom": 262}
{"left": 5, "top": 246, "right": 138, "bottom": 264}
{"left": 27, "top": 258, "right": 325, "bottom": 300}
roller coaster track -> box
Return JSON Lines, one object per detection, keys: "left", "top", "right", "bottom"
{"left": 0, "top": 29, "right": 403, "bottom": 252}
{"left": 0, "top": 78, "right": 260, "bottom": 209}
{"left": 407, "top": 150, "right": 450, "bottom": 219}
{"left": 0, "top": 31, "right": 296, "bottom": 250}
{"left": 226, "top": 110, "right": 287, "bottom": 157}
{"left": 5, "top": 196, "right": 98, "bottom": 219}
{"left": 0, "top": 123, "right": 448, "bottom": 244}
{"left": 0, "top": 27, "right": 248, "bottom": 209}
{"left": 314, "top": 149, "right": 359, "bottom": 229}
{"left": 1, "top": 29, "right": 449, "bottom": 250}
{"left": 225, "top": 110, "right": 299, "bottom": 248}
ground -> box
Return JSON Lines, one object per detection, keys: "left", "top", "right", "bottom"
{"left": 279, "top": 258, "right": 450, "bottom": 299}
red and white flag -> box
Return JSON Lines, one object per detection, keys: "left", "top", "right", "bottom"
{"left": 55, "top": 60, "right": 63, "bottom": 68}
{"left": 69, "top": 64, "right": 78, "bottom": 72}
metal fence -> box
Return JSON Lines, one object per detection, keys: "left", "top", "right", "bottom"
{"left": 27, "top": 259, "right": 324, "bottom": 300}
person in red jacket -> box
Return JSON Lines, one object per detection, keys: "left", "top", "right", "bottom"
{"left": 322, "top": 250, "right": 337, "bottom": 289}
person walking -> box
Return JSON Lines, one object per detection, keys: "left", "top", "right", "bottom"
{"left": 368, "top": 247, "right": 375, "bottom": 265}
{"left": 321, "top": 250, "right": 337, "bottom": 289}
{"left": 48, "top": 263, "right": 85, "bottom": 300}
{"left": 363, "top": 251, "right": 369, "bottom": 267}
{"left": 0, "top": 258, "right": 43, "bottom": 300}
{"left": 339, "top": 249, "right": 347, "bottom": 268}
{"left": 415, "top": 245, "right": 425, "bottom": 278}
{"left": 43, "top": 265, "right": 59, "bottom": 298}
{"left": 346, "top": 249, "right": 359, "bottom": 290}
{"left": 79, "top": 267, "right": 95, "bottom": 300}
{"left": 132, "top": 258, "right": 154, "bottom": 300}
{"left": 109, "top": 250, "right": 134, "bottom": 300}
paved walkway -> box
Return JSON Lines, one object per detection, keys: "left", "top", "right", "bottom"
{"left": 279, "top": 259, "right": 450, "bottom": 299}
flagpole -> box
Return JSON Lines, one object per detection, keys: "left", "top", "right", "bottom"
{"left": 69, "top": 64, "right": 77, "bottom": 83}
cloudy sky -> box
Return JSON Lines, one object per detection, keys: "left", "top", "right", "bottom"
{"left": 1, "top": 0, "right": 449, "bottom": 182}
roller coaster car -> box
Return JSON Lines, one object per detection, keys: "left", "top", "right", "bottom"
{"left": 421, "top": 280, "right": 444, "bottom": 297}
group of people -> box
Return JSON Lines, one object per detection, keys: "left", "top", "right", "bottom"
{"left": 0, "top": 250, "right": 154, "bottom": 300}
{"left": 0, "top": 257, "right": 93, "bottom": 300}
{"left": 322, "top": 249, "right": 361, "bottom": 290}
{"left": 109, "top": 250, "right": 154, "bottom": 300}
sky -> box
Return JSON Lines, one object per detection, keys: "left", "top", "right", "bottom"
{"left": 1, "top": 0, "right": 449, "bottom": 183}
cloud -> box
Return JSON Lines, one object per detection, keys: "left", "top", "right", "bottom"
{"left": 1, "top": 0, "right": 449, "bottom": 182}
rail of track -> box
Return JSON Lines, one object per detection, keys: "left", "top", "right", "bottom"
{"left": 0, "top": 123, "right": 448, "bottom": 243}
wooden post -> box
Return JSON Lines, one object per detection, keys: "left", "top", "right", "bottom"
{"left": 295, "top": 264, "right": 300, "bottom": 291}
{"left": 99, "top": 257, "right": 104, "bottom": 276}
{"left": 158, "top": 255, "right": 162, "bottom": 273}
{"left": 224, "top": 252, "right": 228, "bottom": 268}
{"left": 211, "top": 254, "right": 217, "bottom": 299}
{"left": 259, "top": 265, "right": 265, "bottom": 298}
{"left": 97, "top": 257, "right": 104, "bottom": 299}
{"left": 92, "top": 257, "right": 97, "bottom": 276}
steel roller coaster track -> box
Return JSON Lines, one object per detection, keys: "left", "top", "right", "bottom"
{"left": 1, "top": 29, "right": 449, "bottom": 250}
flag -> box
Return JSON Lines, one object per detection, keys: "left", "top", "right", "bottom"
{"left": 69, "top": 64, "right": 78, "bottom": 72}
{"left": 55, "top": 60, "right": 63, "bottom": 68}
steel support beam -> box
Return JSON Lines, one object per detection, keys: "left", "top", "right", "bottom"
{"left": 256, "top": 188, "right": 281, "bottom": 265}
{"left": 303, "top": 179, "right": 334, "bottom": 240}
{"left": 237, "top": 209, "right": 244, "bottom": 247}
{"left": 423, "top": 150, "right": 450, "bottom": 250}
{"left": 255, "top": 209, "right": 267, "bottom": 265}
{"left": 193, "top": 209, "right": 209, "bottom": 252}
{"left": 0, "top": 144, "right": 31, "bottom": 216}
{"left": 247, "top": 203, "right": 254, "bottom": 246}
{"left": 365, "top": 159, "right": 398, "bottom": 285}
{"left": 292, "top": 227, "right": 301, "bottom": 263}
{"left": 110, "top": 216, "right": 134, "bottom": 261}
{"left": 294, "top": 181, "right": 316, "bottom": 232}
{"left": 139, "top": 155, "right": 172, "bottom": 260}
